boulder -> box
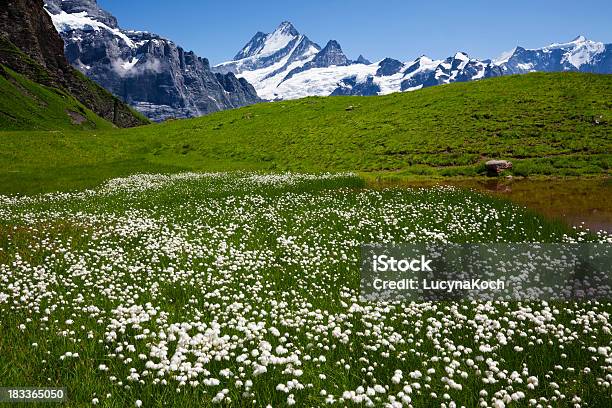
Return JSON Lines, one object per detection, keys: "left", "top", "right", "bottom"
{"left": 485, "top": 160, "right": 513, "bottom": 176}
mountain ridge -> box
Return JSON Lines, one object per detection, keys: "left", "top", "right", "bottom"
{"left": 215, "top": 22, "right": 612, "bottom": 101}
{"left": 35, "top": 3, "right": 612, "bottom": 116}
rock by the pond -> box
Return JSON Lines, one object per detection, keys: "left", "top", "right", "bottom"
{"left": 486, "top": 160, "right": 513, "bottom": 175}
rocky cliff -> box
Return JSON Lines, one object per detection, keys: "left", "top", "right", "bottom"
{"left": 44, "top": 0, "right": 261, "bottom": 122}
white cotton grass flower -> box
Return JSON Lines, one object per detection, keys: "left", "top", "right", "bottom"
{"left": 0, "top": 171, "right": 610, "bottom": 406}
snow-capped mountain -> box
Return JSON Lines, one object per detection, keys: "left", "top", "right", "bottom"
{"left": 213, "top": 21, "right": 322, "bottom": 100}
{"left": 214, "top": 22, "right": 368, "bottom": 100}
{"left": 40, "top": 2, "right": 612, "bottom": 117}
{"left": 495, "top": 36, "right": 611, "bottom": 74}
{"left": 43, "top": 0, "right": 261, "bottom": 121}
{"left": 216, "top": 23, "right": 612, "bottom": 101}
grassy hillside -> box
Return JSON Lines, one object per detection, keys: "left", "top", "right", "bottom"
{"left": 0, "top": 4, "right": 149, "bottom": 128}
{"left": 0, "top": 65, "right": 115, "bottom": 130}
{"left": 1, "top": 72, "right": 611, "bottom": 193}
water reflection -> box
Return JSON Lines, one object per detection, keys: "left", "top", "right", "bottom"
{"left": 372, "top": 178, "right": 612, "bottom": 233}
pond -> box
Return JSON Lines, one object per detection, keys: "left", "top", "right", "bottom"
{"left": 372, "top": 178, "right": 612, "bottom": 233}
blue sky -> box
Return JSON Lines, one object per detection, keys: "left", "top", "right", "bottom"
{"left": 98, "top": 0, "right": 612, "bottom": 65}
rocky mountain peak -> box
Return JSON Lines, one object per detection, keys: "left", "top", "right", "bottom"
{"left": 356, "top": 54, "right": 371, "bottom": 64}
{"left": 217, "top": 20, "right": 320, "bottom": 83}
{"left": 322, "top": 40, "right": 341, "bottom": 52}
{"left": 232, "top": 20, "right": 303, "bottom": 62}
{"left": 453, "top": 52, "right": 470, "bottom": 60}
{"left": 278, "top": 38, "right": 349, "bottom": 83}
{"left": 233, "top": 32, "right": 267, "bottom": 60}
{"left": 275, "top": 21, "right": 299, "bottom": 36}
{"left": 313, "top": 40, "right": 349, "bottom": 66}
{"left": 376, "top": 58, "right": 403, "bottom": 76}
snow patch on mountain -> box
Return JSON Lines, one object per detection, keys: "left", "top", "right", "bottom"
{"left": 563, "top": 41, "right": 605, "bottom": 68}
{"left": 536, "top": 35, "right": 606, "bottom": 69}
{"left": 48, "top": 10, "right": 135, "bottom": 48}
{"left": 240, "top": 50, "right": 318, "bottom": 100}
{"left": 493, "top": 48, "right": 516, "bottom": 65}
{"left": 120, "top": 57, "right": 139, "bottom": 71}
{"left": 258, "top": 22, "right": 296, "bottom": 56}
{"left": 274, "top": 63, "right": 377, "bottom": 99}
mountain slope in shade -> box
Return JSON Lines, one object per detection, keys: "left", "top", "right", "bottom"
{"left": 0, "top": 0, "right": 147, "bottom": 127}
{"left": 44, "top": 0, "right": 261, "bottom": 122}
{"left": 216, "top": 22, "right": 612, "bottom": 101}
{"left": 0, "top": 64, "right": 116, "bottom": 130}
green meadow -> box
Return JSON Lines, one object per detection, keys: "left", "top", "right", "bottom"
{"left": 1, "top": 72, "right": 610, "bottom": 194}
{"left": 1, "top": 69, "right": 611, "bottom": 407}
